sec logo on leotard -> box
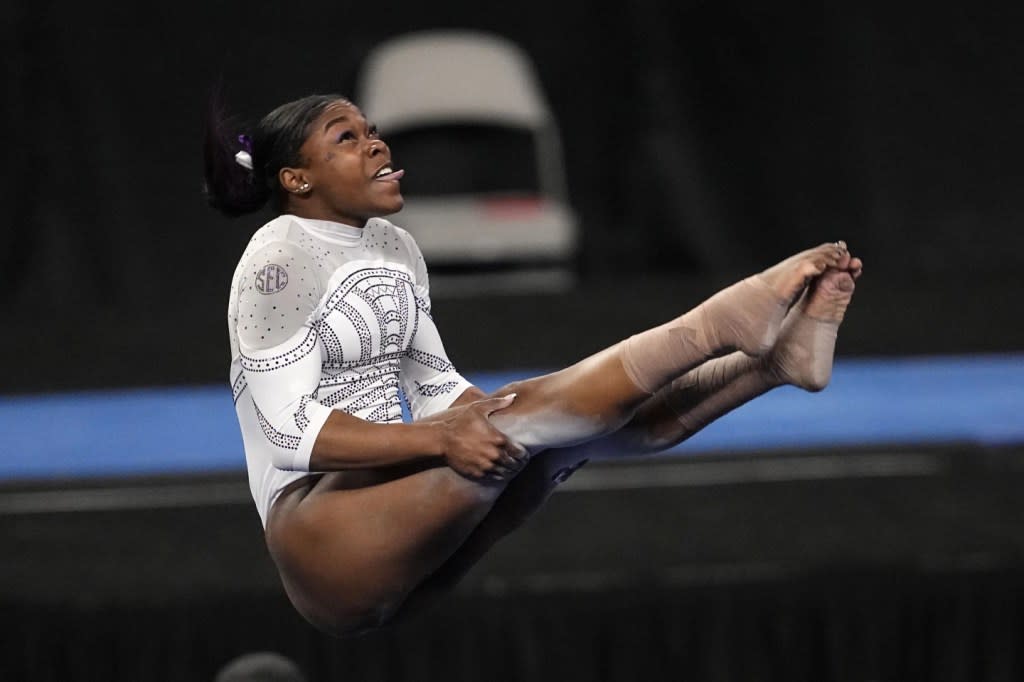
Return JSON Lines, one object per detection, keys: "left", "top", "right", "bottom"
{"left": 256, "top": 264, "right": 288, "bottom": 295}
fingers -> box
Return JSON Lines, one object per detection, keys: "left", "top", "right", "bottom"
{"left": 503, "top": 437, "right": 531, "bottom": 466}
{"left": 487, "top": 466, "right": 515, "bottom": 481}
{"left": 478, "top": 392, "right": 517, "bottom": 416}
{"left": 445, "top": 394, "right": 527, "bottom": 481}
{"left": 455, "top": 422, "right": 528, "bottom": 481}
{"left": 486, "top": 441, "right": 529, "bottom": 480}
{"left": 483, "top": 455, "right": 527, "bottom": 480}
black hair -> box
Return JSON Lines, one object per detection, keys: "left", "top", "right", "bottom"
{"left": 203, "top": 85, "right": 347, "bottom": 217}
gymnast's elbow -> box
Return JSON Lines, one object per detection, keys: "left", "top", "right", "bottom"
{"left": 260, "top": 415, "right": 320, "bottom": 472}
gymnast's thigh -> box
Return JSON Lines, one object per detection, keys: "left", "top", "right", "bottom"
{"left": 264, "top": 467, "right": 500, "bottom": 635}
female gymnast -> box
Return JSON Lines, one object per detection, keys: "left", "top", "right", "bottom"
{"left": 204, "top": 92, "right": 863, "bottom": 637}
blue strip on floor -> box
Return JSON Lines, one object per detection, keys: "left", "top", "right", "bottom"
{"left": 1, "top": 353, "right": 1021, "bottom": 481}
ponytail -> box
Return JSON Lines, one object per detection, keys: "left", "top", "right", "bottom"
{"left": 203, "top": 84, "right": 271, "bottom": 217}
{"left": 203, "top": 84, "right": 345, "bottom": 219}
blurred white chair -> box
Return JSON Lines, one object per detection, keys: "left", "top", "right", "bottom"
{"left": 355, "top": 29, "right": 579, "bottom": 295}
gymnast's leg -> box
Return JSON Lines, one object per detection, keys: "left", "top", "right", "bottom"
{"left": 266, "top": 243, "right": 845, "bottom": 636}
{"left": 266, "top": 458, "right": 516, "bottom": 636}
{"left": 482, "top": 242, "right": 847, "bottom": 452}
{"left": 395, "top": 255, "right": 862, "bottom": 621}
{"left": 399, "top": 257, "right": 863, "bottom": 612}
{"left": 593, "top": 254, "right": 861, "bottom": 457}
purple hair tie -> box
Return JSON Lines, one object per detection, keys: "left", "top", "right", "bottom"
{"left": 235, "top": 134, "right": 254, "bottom": 170}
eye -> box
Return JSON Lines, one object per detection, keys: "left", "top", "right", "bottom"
{"left": 368, "top": 124, "right": 380, "bottom": 139}
{"left": 337, "top": 130, "right": 356, "bottom": 142}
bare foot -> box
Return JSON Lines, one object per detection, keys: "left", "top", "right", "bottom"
{"left": 765, "top": 253, "right": 863, "bottom": 391}
{"left": 703, "top": 241, "right": 849, "bottom": 357}
{"left": 757, "top": 241, "right": 850, "bottom": 307}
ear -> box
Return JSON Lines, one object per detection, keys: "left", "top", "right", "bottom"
{"left": 279, "top": 167, "right": 312, "bottom": 195}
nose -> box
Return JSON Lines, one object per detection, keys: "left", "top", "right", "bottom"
{"left": 367, "top": 138, "right": 387, "bottom": 156}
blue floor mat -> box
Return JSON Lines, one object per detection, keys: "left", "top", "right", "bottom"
{"left": 2, "top": 353, "right": 1022, "bottom": 481}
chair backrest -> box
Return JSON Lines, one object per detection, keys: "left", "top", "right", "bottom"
{"left": 356, "top": 29, "right": 553, "bottom": 132}
{"left": 355, "top": 29, "right": 571, "bottom": 203}
{"left": 353, "top": 30, "right": 578, "bottom": 286}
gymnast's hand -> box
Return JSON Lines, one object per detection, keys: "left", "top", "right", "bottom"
{"left": 438, "top": 393, "right": 526, "bottom": 481}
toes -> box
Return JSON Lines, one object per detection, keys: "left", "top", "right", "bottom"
{"left": 849, "top": 257, "right": 863, "bottom": 279}
{"left": 805, "top": 241, "right": 852, "bottom": 274}
{"left": 825, "top": 245, "right": 845, "bottom": 266}
{"left": 819, "top": 240, "right": 847, "bottom": 259}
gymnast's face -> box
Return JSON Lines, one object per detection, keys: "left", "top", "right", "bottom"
{"left": 279, "top": 99, "right": 405, "bottom": 227}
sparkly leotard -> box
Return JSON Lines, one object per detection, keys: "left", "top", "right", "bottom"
{"left": 227, "top": 214, "right": 472, "bottom": 526}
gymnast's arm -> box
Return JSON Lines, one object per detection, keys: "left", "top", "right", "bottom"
{"left": 309, "top": 397, "right": 515, "bottom": 473}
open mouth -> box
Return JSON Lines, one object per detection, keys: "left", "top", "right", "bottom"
{"left": 373, "top": 165, "right": 405, "bottom": 181}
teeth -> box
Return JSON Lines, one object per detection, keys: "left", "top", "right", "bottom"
{"left": 375, "top": 167, "right": 393, "bottom": 178}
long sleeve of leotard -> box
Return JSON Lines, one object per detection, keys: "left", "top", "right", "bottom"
{"left": 397, "top": 232, "right": 474, "bottom": 420}
{"left": 236, "top": 241, "right": 332, "bottom": 471}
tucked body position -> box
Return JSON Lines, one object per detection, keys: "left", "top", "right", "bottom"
{"left": 204, "top": 92, "right": 863, "bottom": 637}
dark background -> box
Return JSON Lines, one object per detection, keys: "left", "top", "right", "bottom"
{"left": 3, "top": 1, "right": 1024, "bottom": 392}
{"left": 3, "top": 2, "right": 1024, "bottom": 681}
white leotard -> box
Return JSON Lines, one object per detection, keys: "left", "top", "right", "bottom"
{"left": 227, "top": 214, "right": 473, "bottom": 527}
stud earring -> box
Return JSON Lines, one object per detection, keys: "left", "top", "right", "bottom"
{"left": 299, "top": 182, "right": 311, "bottom": 192}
